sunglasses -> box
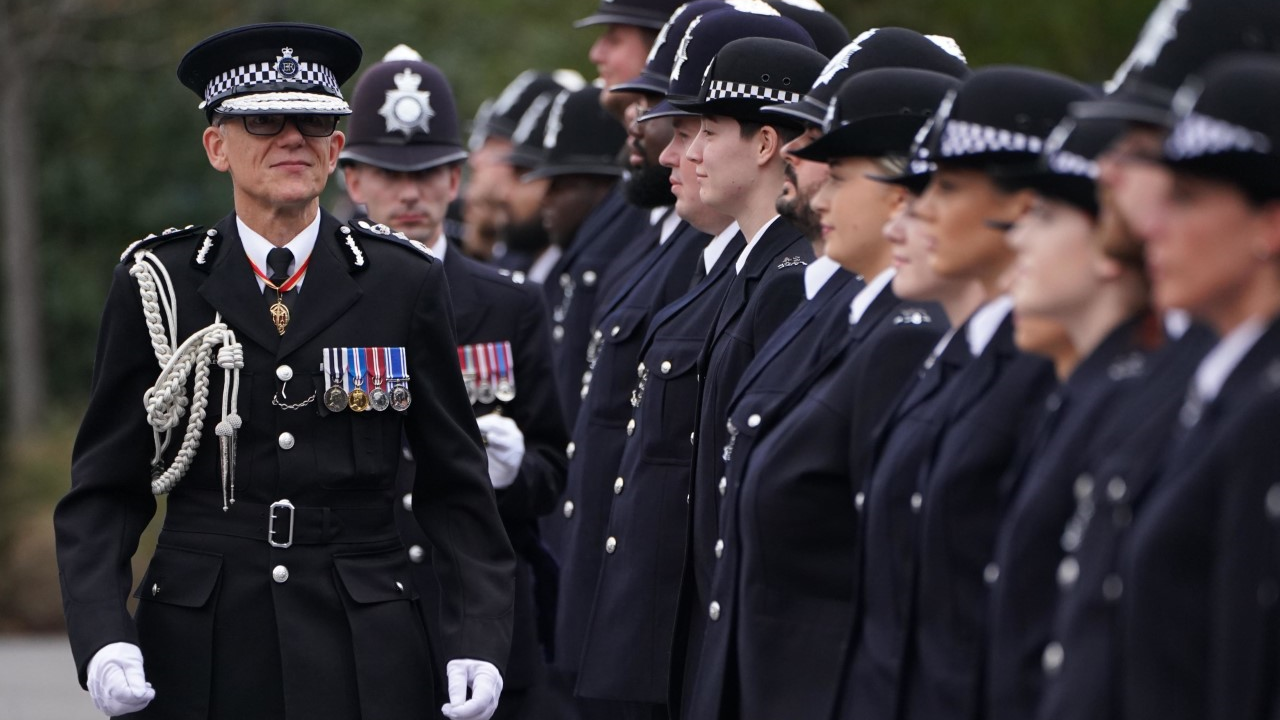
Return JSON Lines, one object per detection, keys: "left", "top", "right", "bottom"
{"left": 221, "top": 114, "right": 340, "bottom": 138}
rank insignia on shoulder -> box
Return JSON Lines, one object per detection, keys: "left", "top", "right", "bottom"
{"left": 1107, "top": 352, "right": 1147, "bottom": 381}
{"left": 322, "top": 347, "right": 412, "bottom": 413}
{"left": 777, "top": 256, "right": 808, "bottom": 269}
{"left": 347, "top": 220, "right": 435, "bottom": 262}
{"left": 457, "top": 341, "right": 517, "bottom": 405}
{"left": 893, "top": 308, "right": 933, "bottom": 325}
{"left": 119, "top": 224, "right": 204, "bottom": 263}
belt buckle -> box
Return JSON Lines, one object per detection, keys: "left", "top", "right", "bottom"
{"left": 268, "top": 499, "right": 296, "bottom": 548}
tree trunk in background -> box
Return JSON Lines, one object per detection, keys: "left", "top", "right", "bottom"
{"left": 0, "top": 63, "right": 47, "bottom": 440}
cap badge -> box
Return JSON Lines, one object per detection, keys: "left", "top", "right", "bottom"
{"left": 379, "top": 69, "right": 435, "bottom": 137}
{"left": 815, "top": 32, "right": 872, "bottom": 88}
{"left": 822, "top": 99, "right": 839, "bottom": 134}
{"left": 275, "top": 47, "right": 300, "bottom": 78}
{"left": 726, "top": 0, "right": 781, "bottom": 15}
{"left": 672, "top": 15, "right": 703, "bottom": 81}
{"left": 1105, "top": 0, "right": 1190, "bottom": 93}
{"left": 544, "top": 90, "right": 569, "bottom": 150}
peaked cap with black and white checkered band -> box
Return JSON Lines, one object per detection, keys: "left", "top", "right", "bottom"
{"left": 998, "top": 115, "right": 1126, "bottom": 216}
{"left": 669, "top": 36, "right": 827, "bottom": 127}
{"left": 1072, "top": 0, "right": 1280, "bottom": 127}
{"left": 1162, "top": 53, "right": 1280, "bottom": 202}
{"left": 178, "top": 22, "right": 362, "bottom": 119}
{"left": 641, "top": 9, "right": 812, "bottom": 121}
{"left": 792, "top": 67, "right": 962, "bottom": 162}
{"left": 762, "top": 27, "right": 970, "bottom": 127}
{"left": 924, "top": 66, "right": 1096, "bottom": 173}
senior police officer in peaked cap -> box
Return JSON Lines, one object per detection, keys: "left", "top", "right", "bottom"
{"left": 53, "top": 23, "right": 514, "bottom": 720}
{"left": 338, "top": 45, "right": 570, "bottom": 720}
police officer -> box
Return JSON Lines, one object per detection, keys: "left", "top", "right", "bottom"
{"left": 684, "top": 66, "right": 954, "bottom": 720}
{"left": 525, "top": 85, "right": 649, "bottom": 428}
{"left": 1038, "top": 2, "right": 1280, "bottom": 717}
{"left": 466, "top": 70, "right": 586, "bottom": 268}
{"left": 54, "top": 23, "right": 514, "bottom": 720}
{"left": 575, "top": 0, "right": 687, "bottom": 120}
{"left": 338, "top": 46, "right": 570, "bottom": 720}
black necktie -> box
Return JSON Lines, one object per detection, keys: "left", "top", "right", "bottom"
{"left": 264, "top": 247, "right": 295, "bottom": 309}
{"left": 690, "top": 257, "right": 708, "bottom": 289}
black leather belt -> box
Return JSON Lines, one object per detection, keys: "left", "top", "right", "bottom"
{"left": 164, "top": 498, "right": 398, "bottom": 547}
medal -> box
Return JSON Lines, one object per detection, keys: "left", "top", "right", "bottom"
{"left": 475, "top": 344, "right": 495, "bottom": 404}
{"left": 323, "top": 349, "right": 348, "bottom": 412}
{"left": 249, "top": 253, "right": 310, "bottom": 335}
{"left": 495, "top": 341, "right": 516, "bottom": 402}
{"left": 389, "top": 347, "right": 412, "bottom": 411}
{"left": 367, "top": 347, "right": 389, "bottom": 411}
{"left": 347, "top": 347, "right": 369, "bottom": 412}
{"left": 459, "top": 346, "right": 479, "bottom": 405}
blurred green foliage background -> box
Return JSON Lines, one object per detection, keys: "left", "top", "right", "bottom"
{"left": 0, "top": 0, "right": 1151, "bottom": 630}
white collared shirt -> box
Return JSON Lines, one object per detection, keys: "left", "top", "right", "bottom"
{"left": 735, "top": 214, "right": 782, "bottom": 274}
{"left": 967, "top": 295, "right": 1015, "bottom": 357}
{"left": 658, "top": 208, "right": 682, "bottom": 246}
{"left": 849, "top": 267, "right": 896, "bottom": 325}
{"left": 1193, "top": 315, "right": 1267, "bottom": 403}
{"left": 702, "top": 221, "right": 741, "bottom": 275}
{"left": 429, "top": 231, "right": 449, "bottom": 260}
{"left": 527, "top": 245, "right": 563, "bottom": 285}
{"left": 803, "top": 255, "right": 841, "bottom": 301}
{"left": 239, "top": 213, "right": 321, "bottom": 293}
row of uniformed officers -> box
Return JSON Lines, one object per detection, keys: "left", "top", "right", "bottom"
{"left": 54, "top": 0, "right": 1280, "bottom": 719}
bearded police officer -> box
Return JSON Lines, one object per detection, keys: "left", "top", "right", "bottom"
{"left": 54, "top": 23, "right": 513, "bottom": 720}
{"left": 338, "top": 46, "right": 570, "bottom": 720}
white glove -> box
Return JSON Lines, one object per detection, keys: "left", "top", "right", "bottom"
{"left": 87, "top": 642, "right": 155, "bottom": 717}
{"left": 475, "top": 413, "right": 525, "bottom": 490}
{"left": 441, "top": 658, "right": 504, "bottom": 720}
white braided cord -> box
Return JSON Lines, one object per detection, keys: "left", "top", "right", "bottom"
{"left": 129, "top": 250, "right": 243, "bottom": 502}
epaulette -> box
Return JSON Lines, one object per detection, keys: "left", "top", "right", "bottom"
{"left": 777, "top": 256, "right": 808, "bottom": 270}
{"left": 344, "top": 219, "right": 437, "bottom": 266}
{"left": 893, "top": 307, "right": 933, "bottom": 326}
{"left": 119, "top": 224, "right": 204, "bottom": 263}
{"left": 496, "top": 269, "right": 528, "bottom": 285}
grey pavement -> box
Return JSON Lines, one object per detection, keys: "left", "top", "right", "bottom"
{"left": 0, "top": 635, "right": 101, "bottom": 720}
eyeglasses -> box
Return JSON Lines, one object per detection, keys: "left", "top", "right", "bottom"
{"left": 223, "top": 114, "right": 340, "bottom": 138}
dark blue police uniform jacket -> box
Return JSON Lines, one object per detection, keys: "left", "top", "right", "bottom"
{"left": 54, "top": 212, "right": 515, "bottom": 720}
{"left": 836, "top": 319, "right": 975, "bottom": 720}
{"left": 687, "top": 281, "right": 941, "bottom": 720}
{"left": 899, "top": 311, "right": 1057, "bottom": 720}
{"left": 683, "top": 218, "right": 813, "bottom": 664}
{"left": 1122, "top": 317, "right": 1280, "bottom": 720}
{"left": 550, "top": 219, "right": 708, "bottom": 681}
{"left": 982, "top": 315, "right": 1158, "bottom": 720}
{"left": 1036, "top": 325, "right": 1214, "bottom": 720}
{"left": 1206, "top": 383, "right": 1280, "bottom": 720}
{"left": 572, "top": 230, "right": 745, "bottom": 705}
{"left": 393, "top": 245, "right": 569, "bottom": 696}
{"left": 543, "top": 186, "right": 650, "bottom": 430}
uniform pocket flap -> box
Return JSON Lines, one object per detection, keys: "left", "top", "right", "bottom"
{"left": 644, "top": 339, "right": 702, "bottom": 379}
{"left": 333, "top": 549, "right": 412, "bottom": 604}
{"left": 600, "top": 307, "right": 648, "bottom": 346}
{"left": 133, "top": 545, "right": 222, "bottom": 608}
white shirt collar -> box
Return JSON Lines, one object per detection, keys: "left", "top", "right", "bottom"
{"left": 1163, "top": 309, "right": 1192, "bottom": 340}
{"left": 803, "top": 255, "right": 841, "bottom": 301}
{"left": 849, "top": 267, "right": 896, "bottom": 325}
{"left": 527, "top": 245, "right": 563, "bottom": 285}
{"left": 429, "top": 230, "right": 449, "bottom": 261}
{"left": 702, "top": 221, "right": 741, "bottom": 276}
{"left": 1193, "top": 315, "right": 1268, "bottom": 403}
{"left": 967, "top": 295, "right": 1015, "bottom": 356}
{"left": 238, "top": 213, "right": 321, "bottom": 292}
{"left": 650, "top": 207, "right": 667, "bottom": 225}
{"left": 658, "top": 209, "right": 681, "bottom": 246}
{"left": 735, "top": 214, "right": 781, "bottom": 274}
